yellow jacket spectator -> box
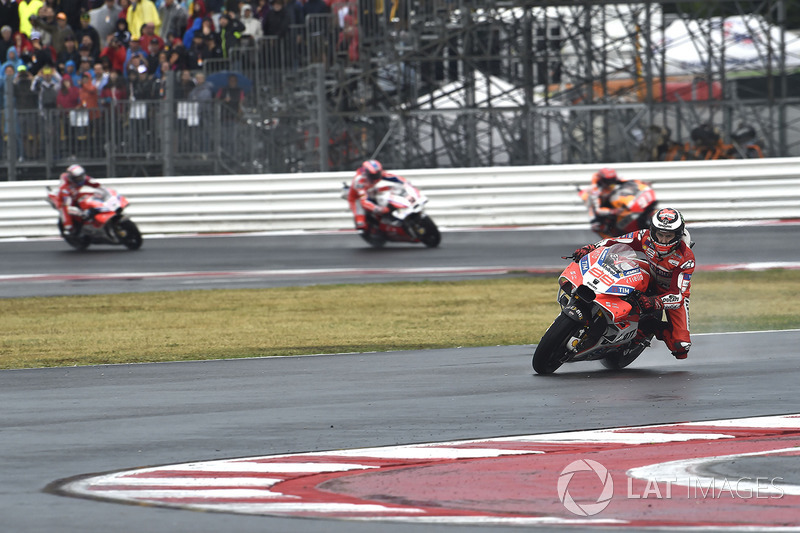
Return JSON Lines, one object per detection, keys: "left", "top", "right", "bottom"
{"left": 127, "top": 0, "right": 161, "bottom": 40}
{"left": 18, "top": 0, "right": 44, "bottom": 37}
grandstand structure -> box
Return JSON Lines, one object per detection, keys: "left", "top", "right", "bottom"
{"left": 3, "top": 0, "right": 799, "bottom": 179}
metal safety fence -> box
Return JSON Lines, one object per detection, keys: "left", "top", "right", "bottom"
{"left": 4, "top": 1, "right": 800, "bottom": 180}
{"left": 1, "top": 157, "right": 798, "bottom": 239}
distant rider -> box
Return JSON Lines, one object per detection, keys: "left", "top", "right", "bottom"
{"left": 585, "top": 167, "right": 623, "bottom": 232}
{"left": 347, "top": 159, "right": 409, "bottom": 238}
{"left": 571, "top": 207, "right": 695, "bottom": 360}
{"left": 56, "top": 164, "right": 102, "bottom": 235}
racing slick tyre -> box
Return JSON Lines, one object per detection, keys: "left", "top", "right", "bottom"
{"left": 600, "top": 336, "right": 651, "bottom": 370}
{"left": 636, "top": 204, "right": 659, "bottom": 232}
{"left": 532, "top": 314, "right": 576, "bottom": 375}
{"left": 58, "top": 220, "right": 90, "bottom": 251}
{"left": 419, "top": 216, "right": 441, "bottom": 248}
{"left": 360, "top": 230, "right": 387, "bottom": 248}
{"left": 117, "top": 219, "right": 143, "bottom": 250}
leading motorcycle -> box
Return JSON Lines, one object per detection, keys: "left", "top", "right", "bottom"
{"left": 532, "top": 244, "right": 658, "bottom": 375}
{"left": 46, "top": 186, "right": 143, "bottom": 251}
{"left": 579, "top": 180, "right": 658, "bottom": 239}
{"left": 342, "top": 179, "right": 441, "bottom": 248}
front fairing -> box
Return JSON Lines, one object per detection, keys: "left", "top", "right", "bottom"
{"left": 373, "top": 180, "right": 427, "bottom": 221}
{"left": 554, "top": 245, "right": 651, "bottom": 359}
{"left": 559, "top": 244, "right": 649, "bottom": 322}
{"left": 78, "top": 188, "right": 126, "bottom": 226}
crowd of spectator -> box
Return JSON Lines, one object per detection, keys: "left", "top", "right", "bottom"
{"left": 3, "top": 0, "right": 345, "bottom": 104}
{"left": 1, "top": 0, "right": 354, "bottom": 116}
{"left": 0, "top": 0, "right": 362, "bottom": 160}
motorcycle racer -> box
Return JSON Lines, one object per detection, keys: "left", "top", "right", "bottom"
{"left": 586, "top": 167, "right": 622, "bottom": 228}
{"left": 584, "top": 167, "right": 654, "bottom": 236}
{"left": 55, "top": 164, "right": 102, "bottom": 234}
{"left": 347, "top": 160, "right": 409, "bottom": 237}
{"left": 571, "top": 207, "right": 695, "bottom": 360}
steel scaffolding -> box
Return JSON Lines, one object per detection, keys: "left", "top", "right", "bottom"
{"left": 3, "top": 0, "right": 799, "bottom": 179}
{"left": 277, "top": 0, "right": 799, "bottom": 172}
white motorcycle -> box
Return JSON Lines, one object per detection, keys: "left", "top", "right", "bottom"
{"left": 342, "top": 178, "right": 441, "bottom": 248}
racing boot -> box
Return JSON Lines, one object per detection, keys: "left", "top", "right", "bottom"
{"left": 635, "top": 318, "right": 667, "bottom": 345}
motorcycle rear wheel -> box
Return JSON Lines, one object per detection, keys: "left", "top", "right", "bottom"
{"left": 635, "top": 204, "right": 658, "bottom": 231}
{"left": 117, "top": 219, "right": 143, "bottom": 250}
{"left": 360, "top": 230, "right": 387, "bottom": 248}
{"left": 532, "top": 314, "right": 576, "bottom": 375}
{"left": 58, "top": 220, "right": 90, "bottom": 251}
{"left": 600, "top": 335, "right": 651, "bottom": 370}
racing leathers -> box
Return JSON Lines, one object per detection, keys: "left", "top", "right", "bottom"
{"left": 589, "top": 229, "right": 695, "bottom": 358}
{"left": 55, "top": 172, "right": 102, "bottom": 233}
{"left": 585, "top": 176, "right": 650, "bottom": 235}
{"left": 587, "top": 178, "right": 620, "bottom": 221}
{"left": 346, "top": 169, "right": 408, "bottom": 232}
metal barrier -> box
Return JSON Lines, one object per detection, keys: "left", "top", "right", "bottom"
{"left": 1, "top": 158, "right": 798, "bottom": 239}
{"left": 7, "top": 3, "right": 800, "bottom": 182}
{"left": 0, "top": 101, "right": 263, "bottom": 179}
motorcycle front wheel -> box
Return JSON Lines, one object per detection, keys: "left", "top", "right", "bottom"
{"left": 532, "top": 314, "right": 577, "bottom": 375}
{"left": 417, "top": 215, "right": 441, "bottom": 248}
{"left": 116, "top": 219, "right": 143, "bottom": 250}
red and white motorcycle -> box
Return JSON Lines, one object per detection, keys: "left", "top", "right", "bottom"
{"left": 47, "top": 186, "right": 143, "bottom": 251}
{"left": 533, "top": 244, "right": 657, "bottom": 375}
{"left": 342, "top": 179, "right": 441, "bottom": 248}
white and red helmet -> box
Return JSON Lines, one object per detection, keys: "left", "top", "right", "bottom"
{"left": 649, "top": 207, "right": 685, "bottom": 256}
{"left": 66, "top": 164, "right": 86, "bottom": 186}
{"left": 361, "top": 160, "right": 383, "bottom": 182}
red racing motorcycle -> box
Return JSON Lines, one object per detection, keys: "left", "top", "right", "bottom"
{"left": 47, "top": 186, "right": 143, "bottom": 251}
{"left": 533, "top": 244, "right": 657, "bottom": 375}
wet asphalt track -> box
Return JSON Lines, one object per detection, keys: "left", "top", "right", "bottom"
{"left": 0, "top": 224, "right": 797, "bottom": 296}
{"left": 1, "top": 225, "right": 799, "bottom": 533}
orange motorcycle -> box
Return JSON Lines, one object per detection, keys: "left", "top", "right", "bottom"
{"left": 579, "top": 180, "right": 658, "bottom": 239}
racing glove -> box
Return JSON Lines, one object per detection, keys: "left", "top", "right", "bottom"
{"left": 637, "top": 294, "right": 664, "bottom": 314}
{"left": 372, "top": 205, "right": 390, "bottom": 216}
{"left": 572, "top": 244, "right": 597, "bottom": 262}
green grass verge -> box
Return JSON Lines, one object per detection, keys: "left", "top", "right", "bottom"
{"left": 1, "top": 270, "right": 798, "bottom": 370}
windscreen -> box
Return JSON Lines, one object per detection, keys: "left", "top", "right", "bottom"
{"left": 599, "top": 244, "right": 640, "bottom": 277}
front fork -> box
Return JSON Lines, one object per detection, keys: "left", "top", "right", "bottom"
{"left": 558, "top": 284, "right": 608, "bottom": 355}
{"left": 105, "top": 215, "right": 126, "bottom": 242}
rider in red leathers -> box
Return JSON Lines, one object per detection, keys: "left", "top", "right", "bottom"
{"left": 586, "top": 167, "right": 623, "bottom": 226}
{"left": 347, "top": 160, "right": 409, "bottom": 238}
{"left": 572, "top": 207, "right": 695, "bottom": 360}
{"left": 584, "top": 167, "right": 654, "bottom": 236}
{"left": 55, "top": 164, "right": 102, "bottom": 234}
